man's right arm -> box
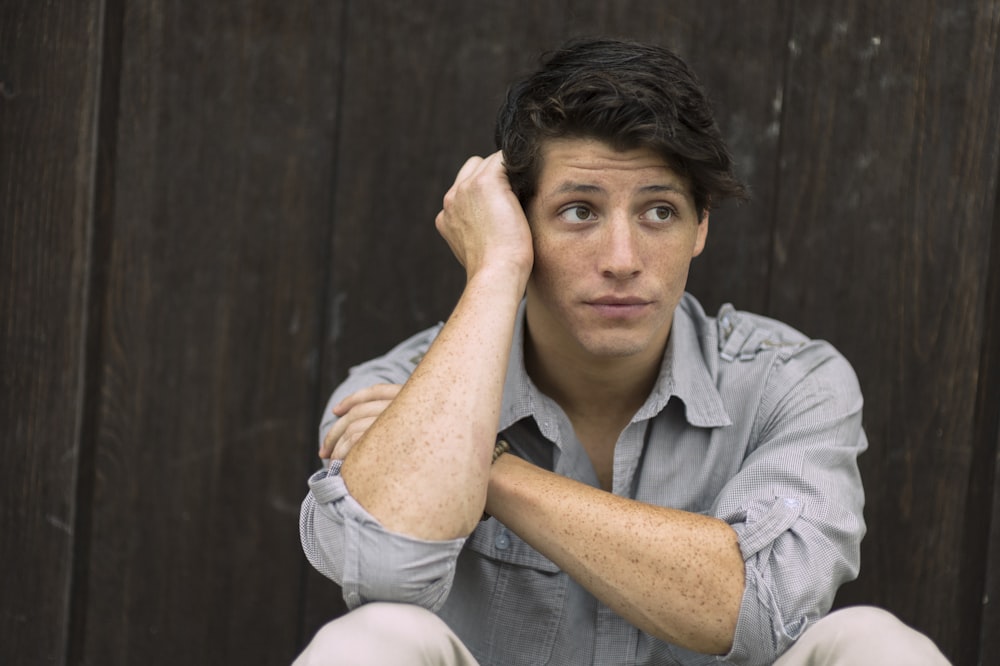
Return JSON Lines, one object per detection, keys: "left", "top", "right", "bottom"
{"left": 336, "top": 151, "right": 533, "bottom": 541}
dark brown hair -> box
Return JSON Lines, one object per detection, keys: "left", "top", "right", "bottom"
{"left": 495, "top": 38, "right": 749, "bottom": 217}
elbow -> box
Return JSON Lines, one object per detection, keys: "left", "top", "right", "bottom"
{"left": 649, "top": 545, "right": 744, "bottom": 655}
{"left": 701, "top": 616, "right": 739, "bottom": 657}
{"left": 657, "top": 596, "right": 740, "bottom": 657}
{"left": 693, "top": 533, "right": 745, "bottom": 655}
{"left": 340, "top": 516, "right": 464, "bottom": 612}
{"left": 341, "top": 562, "right": 456, "bottom": 612}
{"left": 645, "top": 610, "right": 737, "bottom": 657}
{"left": 301, "top": 466, "right": 466, "bottom": 611}
{"left": 300, "top": 493, "right": 347, "bottom": 586}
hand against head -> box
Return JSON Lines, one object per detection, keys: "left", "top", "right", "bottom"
{"left": 435, "top": 151, "right": 534, "bottom": 286}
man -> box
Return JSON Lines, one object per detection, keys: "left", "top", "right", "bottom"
{"left": 296, "top": 38, "right": 948, "bottom": 665}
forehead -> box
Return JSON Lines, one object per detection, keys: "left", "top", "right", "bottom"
{"left": 534, "top": 137, "right": 693, "bottom": 201}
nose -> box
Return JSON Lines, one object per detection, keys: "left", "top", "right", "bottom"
{"left": 599, "top": 217, "right": 642, "bottom": 279}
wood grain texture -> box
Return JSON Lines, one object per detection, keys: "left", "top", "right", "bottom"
{"left": 75, "top": 2, "right": 343, "bottom": 664}
{"left": 0, "top": 1, "right": 103, "bottom": 664}
{"left": 976, "top": 135, "right": 1000, "bottom": 665}
{"left": 983, "top": 434, "right": 1000, "bottom": 664}
{"left": 767, "top": 2, "right": 1000, "bottom": 662}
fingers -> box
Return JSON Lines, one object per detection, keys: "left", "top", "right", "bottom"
{"left": 330, "top": 416, "right": 377, "bottom": 461}
{"left": 441, "top": 152, "right": 505, "bottom": 210}
{"left": 435, "top": 151, "right": 531, "bottom": 279}
{"left": 322, "top": 401, "right": 390, "bottom": 459}
{"left": 327, "top": 398, "right": 393, "bottom": 444}
{"left": 452, "top": 151, "right": 503, "bottom": 187}
{"left": 321, "top": 384, "right": 402, "bottom": 460}
{"left": 454, "top": 154, "right": 486, "bottom": 185}
{"left": 332, "top": 383, "right": 402, "bottom": 416}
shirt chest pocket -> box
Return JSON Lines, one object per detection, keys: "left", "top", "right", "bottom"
{"left": 443, "top": 518, "right": 568, "bottom": 666}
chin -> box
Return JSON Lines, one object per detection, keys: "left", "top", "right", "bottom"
{"left": 576, "top": 335, "right": 653, "bottom": 359}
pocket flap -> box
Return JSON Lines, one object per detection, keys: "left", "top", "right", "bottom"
{"left": 465, "top": 518, "right": 561, "bottom": 573}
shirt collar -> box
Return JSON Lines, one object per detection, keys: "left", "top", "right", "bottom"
{"left": 637, "top": 294, "right": 732, "bottom": 427}
{"left": 499, "top": 294, "right": 731, "bottom": 434}
{"left": 499, "top": 301, "right": 558, "bottom": 436}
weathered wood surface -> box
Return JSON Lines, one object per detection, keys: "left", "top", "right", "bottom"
{"left": 975, "top": 169, "right": 1000, "bottom": 665}
{"left": 2, "top": 1, "right": 998, "bottom": 664}
{"left": 765, "top": 4, "right": 1000, "bottom": 664}
{"left": 64, "top": 2, "right": 344, "bottom": 664}
{"left": 0, "top": 1, "right": 104, "bottom": 664}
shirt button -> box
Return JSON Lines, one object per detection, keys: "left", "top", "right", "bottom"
{"left": 495, "top": 531, "right": 510, "bottom": 550}
{"left": 783, "top": 498, "right": 800, "bottom": 508}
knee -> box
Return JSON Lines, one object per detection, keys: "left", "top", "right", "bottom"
{"left": 349, "top": 601, "right": 454, "bottom": 646}
{"left": 296, "top": 603, "right": 463, "bottom": 666}
{"left": 803, "top": 606, "right": 949, "bottom": 665}
{"left": 823, "top": 605, "right": 903, "bottom": 637}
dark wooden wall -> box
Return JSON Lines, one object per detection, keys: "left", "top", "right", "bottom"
{"left": 3, "top": 1, "right": 998, "bottom": 664}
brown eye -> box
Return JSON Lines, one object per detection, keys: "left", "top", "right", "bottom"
{"left": 560, "top": 205, "right": 596, "bottom": 223}
{"left": 642, "top": 205, "right": 676, "bottom": 223}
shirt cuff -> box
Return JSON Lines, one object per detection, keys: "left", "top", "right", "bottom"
{"left": 306, "top": 462, "right": 466, "bottom": 612}
{"left": 722, "top": 496, "right": 808, "bottom": 665}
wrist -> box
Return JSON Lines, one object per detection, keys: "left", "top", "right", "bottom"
{"left": 485, "top": 452, "right": 532, "bottom": 519}
{"left": 467, "top": 255, "right": 531, "bottom": 291}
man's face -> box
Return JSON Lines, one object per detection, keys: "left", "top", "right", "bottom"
{"left": 524, "top": 137, "right": 708, "bottom": 363}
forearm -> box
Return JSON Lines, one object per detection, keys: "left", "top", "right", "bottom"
{"left": 341, "top": 267, "right": 526, "bottom": 541}
{"left": 486, "top": 454, "right": 745, "bottom": 654}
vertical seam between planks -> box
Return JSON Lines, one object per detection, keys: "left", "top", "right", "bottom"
{"left": 973, "top": 16, "right": 1000, "bottom": 655}
{"left": 295, "top": 0, "right": 354, "bottom": 650}
{"left": 66, "top": 0, "right": 125, "bottom": 663}
{"left": 763, "top": 0, "right": 797, "bottom": 316}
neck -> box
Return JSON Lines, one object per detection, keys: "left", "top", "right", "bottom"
{"left": 524, "top": 325, "right": 666, "bottom": 425}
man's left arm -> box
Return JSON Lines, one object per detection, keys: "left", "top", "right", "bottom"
{"left": 486, "top": 341, "right": 866, "bottom": 662}
{"left": 485, "top": 457, "right": 745, "bottom": 655}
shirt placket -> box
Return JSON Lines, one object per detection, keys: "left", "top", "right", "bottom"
{"left": 592, "top": 421, "right": 648, "bottom": 664}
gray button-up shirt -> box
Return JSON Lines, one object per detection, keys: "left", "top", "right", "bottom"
{"left": 300, "top": 293, "right": 867, "bottom": 666}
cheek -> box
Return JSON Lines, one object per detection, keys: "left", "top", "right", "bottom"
{"left": 529, "top": 240, "right": 579, "bottom": 301}
{"left": 646, "top": 249, "right": 696, "bottom": 293}
{"left": 530, "top": 236, "right": 564, "bottom": 280}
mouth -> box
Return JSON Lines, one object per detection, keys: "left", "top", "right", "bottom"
{"left": 588, "top": 296, "right": 650, "bottom": 306}
{"left": 585, "top": 296, "right": 653, "bottom": 319}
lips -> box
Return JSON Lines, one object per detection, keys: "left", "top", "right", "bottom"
{"left": 587, "top": 296, "right": 651, "bottom": 306}
{"left": 585, "top": 296, "right": 653, "bottom": 319}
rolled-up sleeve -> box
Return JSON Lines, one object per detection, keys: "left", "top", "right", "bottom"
{"left": 300, "top": 323, "right": 464, "bottom": 611}
{"left": 715, "top": 343, "right": 867, "bottom": 665}
{"left": 300, "top": 460, "right": 465, "bottom": 611}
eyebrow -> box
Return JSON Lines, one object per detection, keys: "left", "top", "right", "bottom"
{"left": 552, "top": 182, "right": 688, "bottom": 196}
{"left": 553, "top": 182, "right": 603, "bottom": 195}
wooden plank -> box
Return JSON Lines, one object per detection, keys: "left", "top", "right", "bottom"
{"left": 976, "top": 154, "right": 1000, "bottom": 666}
{"left": 769, "top": 2, "right": 1000, "bottom": 663}
{"left": 0, "top": 1, "right": 104, "bottom": 664}
{"left": 76, "top": 2, "right": 344, "bottom": 664}
{"left": 980, "top": 399, "right": 1000, "bottom": 664}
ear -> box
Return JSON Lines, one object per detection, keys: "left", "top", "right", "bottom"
{"left": 692, "top": 210, "right": 709, "bottom": 257}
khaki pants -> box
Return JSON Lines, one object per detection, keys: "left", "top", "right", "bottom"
{"left": 294, "top": 603, "right": 950, "bottom": 666}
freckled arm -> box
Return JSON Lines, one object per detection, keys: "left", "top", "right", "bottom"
{"left": 340, "top": 152, "right": 533, "bottom": 541}
{"left": 486, "top": 454, "right": 745, "bottom": 655}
